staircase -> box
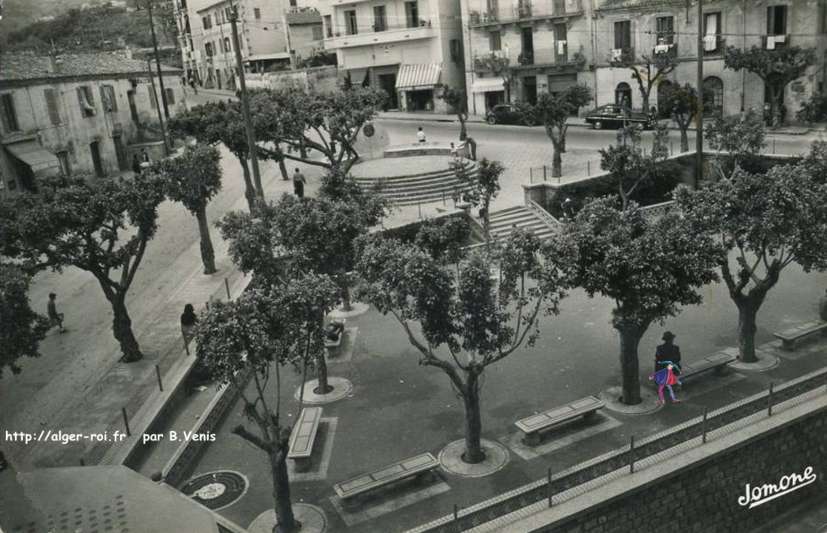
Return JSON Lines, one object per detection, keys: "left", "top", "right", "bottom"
{"left": 353, "top": 161, "right": 478, "bottom": 206}
{"left": 487, "top": 205, "right": 558, "bottom": 242}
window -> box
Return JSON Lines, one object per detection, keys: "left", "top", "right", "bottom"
{"left": 345, "top": 10, "right": 358, "bottom": 35}
{"left": 57, "top": 151, "right": 71, "bottom": 177}
{"left": 450, "top": 39, "right": 461, "bottom": 63}
{"left": 373, "top": 5, "right": 387, "bottom": 32}
{"left": 767, "top": 5, "right": 787, "bottom": 35}
{"left": 205, "top": 42, "right": 214, "bottom": 57}
{"left": 100, "top": 84, "right": 117, "bottom": 113}
{"left": 703, "top": 76, "right": 724, "bottom": 117}
{"left": 254, "top": 7, "right": 261, "bottom": 19}
{"left": 44, "top": 88, "right": 62, "bottom": 125}
{"left": 615, "top": 82, "right": 632, "bottom": 108}
{"left": 554, "top": 23, "right": 568, "bottom": 60}
{"left": 290, "top": 0, "right": 297, "bottom": 5}
{"left": 703, "top": 12, "right": 722, "bottom": 52}
{"left": 202, "top": 15, "right": 212, "bottom": 29}
{"left": 0, "top": 93, "right": 19, "bottom": 132}
{"left": 77, "top": 86, "right": 96, "bottom": 117}
{"left": 656, "top": 16, "right": 674, "bottom": 44}
{"left": 324, "top": 15, "right": 333, "bottom": 37}
{"left": 614, "top": 20, "right": 631, "bottom": 50}
{"left": 490, "top": 31, "right": 502, "bottom": 51}
{"left": 312, "top": 24, "right": 324, "bottom": 40}
{"left": 165, "top": 88, "right": 176, "bottom": 106}
{"left": 405, "top": 1, "right": 419, "bottom": 28}
{"left": 552, "top": 0, "right": 565, "bottom": 14}
{"left": 224, "top": 37, "right": 232, "bottom": 53}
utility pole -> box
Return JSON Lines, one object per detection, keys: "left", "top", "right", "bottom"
{"left": 229, "top": 3, "right": 264, "bottom": 201}
{"left": 695, "top": 0, "right": 704, "bottom": 189}
{"left": 147, "top": 58, "right": 170, "bottom": 155}
{"left": 146, "top": 0, "right": 170, "bottom": 119}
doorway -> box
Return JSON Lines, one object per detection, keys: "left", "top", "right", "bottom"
{"left": 113, "top": 135, "right": 128, "bottom": 171}
{"left": 127, "top": 90, "right": 139, "bottom": 125}
{"left": 378, "top": 74, "right": 398, "bottom": 109}
{"left": 522, "top": 76, "right": 537, "bottom": 105}
{"left": 90, "top": 141, "right": 104, "bottom": 178}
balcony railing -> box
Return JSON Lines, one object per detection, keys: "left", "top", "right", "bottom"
{"left": 328, "top": 21, "right": 434, "bottom": 48}
{"left": 469, "top": 0, "right": 581, "bottom": 28}
{"left": 763, "top": 34, "right": 789, "bottom": 50}
{"left": 652, "top": 41, "right": 677, "bottom": 58}
{"left": 702, "top": 35, "right": 725, "bottom": 55}
{"left": 473, "top": 50, "right": 512, "bottom": 72}
{"left": 609, "top": 46, "right": 635, "bottom": 64}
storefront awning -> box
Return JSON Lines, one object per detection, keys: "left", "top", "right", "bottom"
{"left": 396, "top": 64, "right": 441, "bottom": 90}
{"left": 471, "top": 78, "right": 506, "bottom": 93}
{"left": 5, "top": 141, "right": 60, "bottom": 177}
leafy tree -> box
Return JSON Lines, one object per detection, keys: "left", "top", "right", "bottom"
{"left": 557, "top": 197, "right": 722, "bottom": 404}
{"left": 168, "top": 101, "right": 262, "bottom": 211}
{"left": 355, "top": 231, "right": 567, "bottom": 462}
{"left": 195, "top": 275, "right": 339, "bottom": 533}
{"left": 414, "top": 217, "right": 471, "bottom": 265}
{"left": 452, "top": 158, "right": 503, "bottom": 243}
{"left": 618, "top": 52, "right": 677, "bottom": 112}
{"left": 478, "top": 53, "right": 511, "bottom": 102}
{"left": 253, "top": 87, "right": 387, "bottom": 173}
{"left": 600, "top": 123, "right": 671, "bottom": 210}
{"left": 438, "top": 85, "right": 470, "bottom": 140}
{"left": 0, "top": 175, "right": 165, "bottom": 362}
{"left": 675, "top": 160, "right": 827, "bottom": 363}
{"left": 152, "top": 144, "right": 223, "bottom": 274}
{"left": 724, "top": 45, "right": 816, "bottom": 127}
{"left": 660, "top": 83, "right": 697, "bottom": 152}
{"left": 705, "top": 109, "right": 765, "bottom": 180}
{"left": 0, "top": 264, "right": 50, "bottom": 379}
{"left": 796, "top": 92, "right": 827, "bottom": 124}
{"left": 532, "top": 85, "right": 592, "bottom": 177}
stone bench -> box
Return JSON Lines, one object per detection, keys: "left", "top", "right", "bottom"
{"left": 515, "top": 396, "right": 604, "bottom": 446}
{"left": 287, "top": 407, "right": 323, "bottom": 471}
{"left": 679, "top": 353, "right": 736, "bottom": 380}
{"left": 773, "top": 321, "right": 827, "bottom": 351}
{"left": 333, "top": 452, "right": 439, "bottom": 502}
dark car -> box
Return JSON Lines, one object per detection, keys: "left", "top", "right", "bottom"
{"left": 485, "top": 104, "right": 537, "bottom": 126}
{"left": 584, "top": 104, "right": 655, "bottom": 130}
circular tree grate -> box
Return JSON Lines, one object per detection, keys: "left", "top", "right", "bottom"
{"left": 181, "top": 470, "right": 248, "bottom": 510}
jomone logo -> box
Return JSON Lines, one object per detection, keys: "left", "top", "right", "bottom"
{"left": 738, "top": 466, "right": 817, "bottom": 509}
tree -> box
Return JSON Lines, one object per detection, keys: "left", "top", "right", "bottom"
{"left": 438, "top": 85, "right": 470, "bottom": 140}
{"left": 414, "top": 217, "right": 471, "bottom": 266}
{"left": 675, "top": 160, "right": 827, "bottom": 363}
{"left": 152, "top": 144, "right": 223, "bottom": 274}
{"left": 0, "top": 175, "right": 165, "bottom": 362}
{"left": 532, "top": 85, "right": 592, "bottom": 177}
{"left": 724, "top": 45, "right": 816, "bottom": 127}
{"left": 660, "top": 83, "right": 697, "bottom": 152}
{"left": 556, "top": 197, "right": 722, "bottom": 404}
{"left": 599, "top": 123, "right": 671, "bottom": 210}
{"left": 478, "top": 53, "right": 511, "bottom": 103}
{"left": 195, "top": 275, "right": 339, "bottom": 533}
{"left": 168, "top": 101, "right": 262, "bottom": 211}
{"left": 452, "top": 158, "right": 503, "bottom": 244}
{"left": 0, "top": 264, "right": 49, "bottom": 379}
{"left": 253, "top": 86, "right": 387, "bottom": 174}
{"left": 704, "top": 109, "right": 765, "bottom": 180}
{"left": 619, "top": 52, "right": 677, "bottom": 112}
{"left": 355, "top": 231, "right": 567, "bottom": 462}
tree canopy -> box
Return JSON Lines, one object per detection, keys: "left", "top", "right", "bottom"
{"left": 532, "top": 85, "right": 593, "bottom": 177}
{"left": 660, "top": 83, "right": 697, "bottom": 152}
{"left": 0, "top": 264, "right": 50, "bottom": 379}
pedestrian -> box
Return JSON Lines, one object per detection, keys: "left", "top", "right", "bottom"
{"left": 649, "top": 362, "right": 681, "bottom": 404}
{"left": 132, "top": 154, "right": 141, "bottom": 175}
{"left": 190, "top": 79, "right": 198, "bottom": 95}
{"left": 293, "top": 167, "right": 307, "bottom": 198}
{"left": 417, "top": 126, "right": 426, "bottom": 144}
{"left": 466, "top": 136, "right": 477, "bottom": 161}
{"left": 140, "top": 148, "right": 150, "bottom": 164}
{"left": 655, "top": 331, "right": 681, "bottom": 376}
{"left": 180, "top": 303, "right": 198, "bottom": 347}
{"left": 47, "top": 292, "right": 66, "bottom": 333}
{"left": 819, "top": 288, "right": 827, "bottom": 322}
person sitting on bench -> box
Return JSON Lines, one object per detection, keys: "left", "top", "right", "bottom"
{"left": 325, "top": 320, "right": 345, "bottom": 341}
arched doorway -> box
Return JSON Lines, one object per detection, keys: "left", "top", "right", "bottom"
{"left": 657, "top": 80, "right": 674, "bottom": 118}
{"left": 702, "top": 76, "right": 724, "bottom": 118}
{"left": 615, "top": 82, "right": 632, "bottom": 109}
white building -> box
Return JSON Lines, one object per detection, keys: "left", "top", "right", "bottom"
{"left": 318, "top": 0, "right": 466, "bottom": 113}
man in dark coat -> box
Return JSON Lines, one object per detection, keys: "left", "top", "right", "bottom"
{"left": 655, "top": 331, "right": 681, "bottom": 375}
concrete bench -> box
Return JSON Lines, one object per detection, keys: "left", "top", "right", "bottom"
{"left": 679, "top": 353, "right": 736, "bottom": 381}
{"left": 515, "top": 396, "right": 604, "bottom": 446}
{"left": 324, "top": 319, "right": 346, "bottom": 354}
{"left": 773, "top": 321, "right": 827, "bottom": 351}
{"left": 333, "top": 452, "right": 439, "bottom": 502}
{"left": 288, "top": 407, "right": 323, "bottom": 471}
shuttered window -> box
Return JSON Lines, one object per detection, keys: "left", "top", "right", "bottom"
{"left": 44, "top": 88, "right": 62, "bottom": 125}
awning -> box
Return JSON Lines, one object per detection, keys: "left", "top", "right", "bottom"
{"left": 471, "top": 78, "right": 506, "bottom": 93}
{"left": 5, "top": 141, "right": 60, "bottom": 177}
{"left": 396, "top": 64, "right": 441, "bottom": 91}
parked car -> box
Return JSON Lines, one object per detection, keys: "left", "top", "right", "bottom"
{"left": 485, "top": 103, "right": 537, "bottom": 126}
{"left": 584, "top": 104, "right": 655, "bottom": 130}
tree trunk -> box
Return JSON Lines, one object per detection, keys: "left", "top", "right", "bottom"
{"left": 459, "top": 118, "right": 468, "bottom": 141}
{"left": 559, "top": 135, "right": 566, "bottom": 153}
{"left": 616, "top": 322, "right": 643, "bottom": 405}
{"left": 269, "top": 449, "right": 299, "bottom": 533}
{"left": 112, "top": 295, "right": 142, "bottom": 362}
{"left": 195, "top": 205, "right": 217, "bottom": 275}
{"left": 340, "top": 283, "right": 352, "bottom": 312}
{"left": 551, "top": 144, "right": 562, "bottom": 178}
{"left": 736, "top": 299, "right": 760, "bottom": 363}
{"left": 278, "top": 156, "right": 289, "bottom": 181}
{"left": 313, "top": 312, "right": 332, "bottom": 394}
{"left": 238, "top": 157, "right": 257, "bottom": 212}
{"left": 641, "top": 92, "right": 650, "bottom": 114}
{"left": 461, "top": 370, "right": 485, "bottom": 464}
{"left": 680, "top": 128, "right": 689, "bottom": 153}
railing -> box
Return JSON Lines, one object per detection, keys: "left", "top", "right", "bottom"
{"left": 609, "top": 46, "right": 635, "bottom": 64}
{"left": 762, "top": 33, "right": 789, "bottom": 49}
{"left": 469, "top": 0, "right": 580, "bottom": 27}
{"left": 652, "top": 41, "right": 677, "bottom": 58}
{"left": 702, "top": 35, "right": 726, "bottom": 55}
{"left": 514, "top": 1, "right": 532, "bottom": 18}
{"left": 473, "top": 50, "right": 512, "bottom": 72}
{"left": 526, "top": 198, "right": 561, "bottom": 229}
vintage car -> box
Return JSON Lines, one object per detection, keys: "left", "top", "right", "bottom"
{"left": 584, "top": 104, "right": 655, "bottom": 130}
{"left": 485, "top": 103, "right": 537, "bottom": 126}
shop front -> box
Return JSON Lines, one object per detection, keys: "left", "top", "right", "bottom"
{"left": 396, "top": 64, "right": 442, "bottom": 112}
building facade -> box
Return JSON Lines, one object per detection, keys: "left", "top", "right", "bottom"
{"left": 318, "top": 0, "right": 466, "bottom": 113}
{"left": 461, "top": 0, "right": 594, "bottom": 114}
{"left": 0, "top": 52, "right": 183, "bottom": 197}
{"left": 284, "top": 8, "right": 326, "bottom": 67}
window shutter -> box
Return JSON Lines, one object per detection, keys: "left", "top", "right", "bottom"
{"left": 45, "top": 88, "right": 61, "bottom": 125}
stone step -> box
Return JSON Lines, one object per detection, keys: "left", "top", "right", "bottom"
{"left": 352, "top": 162, "right": 475, "bottom": 183}
{"left": 355, "top": 172, "right": 477, "bottom": 193}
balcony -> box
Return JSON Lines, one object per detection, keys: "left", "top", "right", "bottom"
{"left": 468, "top": 0, "right": 582, "bottom": 29}
{"left": 763, "top": 34, "right": 789, "bottom": 50}
{"left": 608, "top": 47, "right": 635, "bottom": 65}
{"left": 327, "top": 20, "right": 435, "bottom": 49}
{"left": 515, "top": 1, "right": 532, "bottom": 19}
{"left": 473, "top": 50, "right": 512, "bottom": 72}
{"left": 702, "top": 35, "right": 726, "bottom": 56}
{"left": 512, "top": 47, "right": 580, "bottom": 73}
{"left": 652, "top": 41, "right": 677, "bottom": 59}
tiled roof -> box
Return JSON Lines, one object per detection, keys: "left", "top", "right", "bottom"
{"left": 0, "top": 51, "right": 182, "bottom": 82}
{"left": 285, "top": 10, "right": 322, "bottom": 25}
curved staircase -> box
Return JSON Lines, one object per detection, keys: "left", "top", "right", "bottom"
{"left": 353, "top": 160, "right": 479, "bottom": 206}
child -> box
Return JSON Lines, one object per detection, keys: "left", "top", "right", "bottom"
{"left": 649, "top": 362, "right": 681, "bottom": 404}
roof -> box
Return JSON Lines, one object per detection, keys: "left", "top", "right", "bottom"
{"left": 0, "top": 52, "right": 182, "bottom": 84}
{"left": 285, "top": 10, "right": 322, "bottom": 25}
